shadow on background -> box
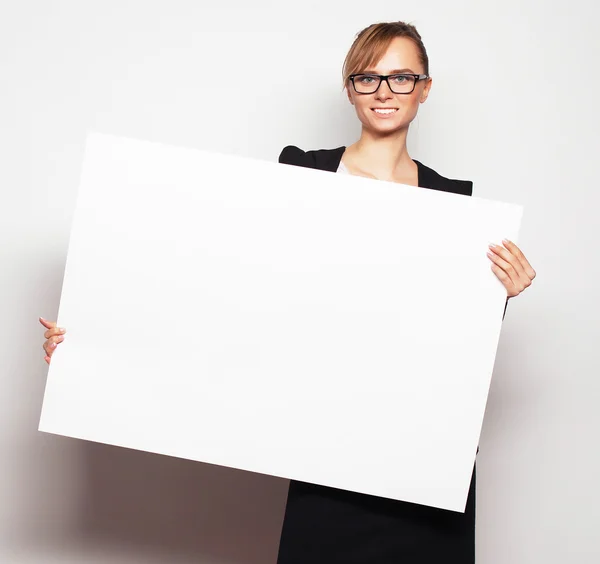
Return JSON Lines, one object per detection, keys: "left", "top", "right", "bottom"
{"left": 71, "top": 440, "right": 289, "bottom": 563}
{"left": 7, "top": 259, "right": 289, "bottom": 563}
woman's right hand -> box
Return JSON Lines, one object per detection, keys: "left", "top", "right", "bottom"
{"left": 40, "top": 317, "right": 66, "bottom": 365}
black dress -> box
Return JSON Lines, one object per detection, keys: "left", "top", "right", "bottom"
{"left": 276, "top": 145, "right": 477, "bottom": 564}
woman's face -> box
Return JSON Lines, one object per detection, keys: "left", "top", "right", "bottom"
{"left": 347, "top": 37, "right": 432, "bottom": 136}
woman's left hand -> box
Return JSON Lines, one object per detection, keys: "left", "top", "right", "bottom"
{"left": 487, "top": 240, "right": 536, "bottom": 298}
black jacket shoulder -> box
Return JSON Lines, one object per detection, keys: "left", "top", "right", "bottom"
{"left": 414, "top": 159, "right": 473, "bottom": 197}
{"left": 278, "top": 145, "right": 472, "bottom": 196}
{"left": 278, "top": 145, "right": 345, "bottom": 173}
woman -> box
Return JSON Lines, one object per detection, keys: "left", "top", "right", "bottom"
{"left": 41, "top": 21, "right": 536, "bottom": 564}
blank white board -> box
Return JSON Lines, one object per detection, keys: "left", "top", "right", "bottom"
{"left": 39, "top": 131, "right": 522, "bottom": 512}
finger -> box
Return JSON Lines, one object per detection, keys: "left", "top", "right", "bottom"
{"left": 43, "top": 335, "right": 65, "bottom": 356}
{"left": 487, "top": 247, "right": 524, "bottom": 291}
{"left": 39, "top": 317, "right": 56, "bottom": 330}
{"left": 501, "top": 239, "right": 536, "bottom": 280}
{"left": 44, "top": 327, "right": 66, "bottom": 340}
{"left": 489, "top": 241, "right": 535, "bottom": 293}
{"left": 44, "top": 343, "right": 57, "bottom": 358}
{"left": 45, "top": 356, "right": 51, "bottom": 364}
{"left": 490, "top": 264, "right": 518, "bottom": 297}
{"left": 489, "top": 243, "right": 527, "bottom": 280}
{"left": 49, "top": 335, "right": 65, "bottom": 347}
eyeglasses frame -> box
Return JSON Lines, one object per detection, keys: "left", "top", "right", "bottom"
{"left": 348, "top": 73, "right": 430, "bottom": 95}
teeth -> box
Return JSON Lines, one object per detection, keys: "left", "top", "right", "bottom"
{"left": 374, "top": 109, "right": 397, "bottom": 114}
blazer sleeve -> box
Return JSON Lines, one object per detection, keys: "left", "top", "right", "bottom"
{"left": 455, "top": 179, "right": 473, "bottom": 197}
{"left": 278, "top": 145, "right": 308, "bottom": 166}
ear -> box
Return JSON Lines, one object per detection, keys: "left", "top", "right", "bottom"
{"left": 419, "top": 77, "right": 432, "bottom": 104}
{"left": 346, "top": 86, "right": 355, "bottom": 106}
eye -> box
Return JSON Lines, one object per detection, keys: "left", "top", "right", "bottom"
{"left": 390, "top": 74, "right": 410, "bottom": 84}
{"left": 358, "top": 75, "right": 377, "bottom": 84}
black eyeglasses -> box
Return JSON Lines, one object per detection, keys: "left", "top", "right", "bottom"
{"left": 348, "top": 73, "right": 429, "bottom": 95}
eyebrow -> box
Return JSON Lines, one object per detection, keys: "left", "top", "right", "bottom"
{"left": 363, "top": 68, "right": 416, "bottom": 74}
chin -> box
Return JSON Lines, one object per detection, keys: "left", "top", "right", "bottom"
{"left": 358, "top": 110, "right": 411, "bottom": 132}
{"left": 368, "top": 121, "right": 408, "bottom": 135}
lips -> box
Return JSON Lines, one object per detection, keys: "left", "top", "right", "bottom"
{"left": 372, "top": 108, "right": 398, "bottom": 117}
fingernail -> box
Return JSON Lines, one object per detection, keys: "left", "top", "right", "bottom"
{"left": 503, "top": 239, "right": 511, "bottom": 245}
{"left": 59, "top": 328, "right": 66, "bottom": 333}
{"left": 50, "top": 343, "right": 57, "bottom": 348}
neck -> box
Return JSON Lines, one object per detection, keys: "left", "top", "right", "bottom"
{"left": 347, "top": 127, "right": 414, "bottom": 181}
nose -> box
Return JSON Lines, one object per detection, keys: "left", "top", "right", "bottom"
{"left": 375, "top": 78, "right": 394, "bottom": 101}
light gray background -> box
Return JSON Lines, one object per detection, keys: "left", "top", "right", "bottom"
{"left": 1, "top": 0, "right": 598, "bottom": 562}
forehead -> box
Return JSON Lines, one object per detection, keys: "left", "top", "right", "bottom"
{"left": 367, "top": 37, "right": 423, "bottom": 73}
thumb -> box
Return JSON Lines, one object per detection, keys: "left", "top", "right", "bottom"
{"left": 39, "top": 317, "right": 56, "bottom": 330}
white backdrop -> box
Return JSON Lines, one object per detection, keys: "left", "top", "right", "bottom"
{"left": 1, "top": 0, "right": 598, "bottom": 563}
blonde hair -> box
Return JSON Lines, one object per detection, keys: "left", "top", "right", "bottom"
{"left": 342, "top": 22, "right": 429, "bottom": 87}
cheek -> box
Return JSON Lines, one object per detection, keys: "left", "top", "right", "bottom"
{"left": 404, "top": 90, "right": 422, "bottom": 108}
{"left": 351, "top": 99, "right": 372, "bottom": 122}
{"left": 397, "top": 93, "right": 422, "bottom": 121}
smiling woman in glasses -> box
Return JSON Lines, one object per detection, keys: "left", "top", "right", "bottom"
{"left": 274, "top": 20, "right": 537, "bottom": 564}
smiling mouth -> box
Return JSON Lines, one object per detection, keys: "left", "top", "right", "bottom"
{"left": 372, "top": 108, "right": 398, "bottom": 115}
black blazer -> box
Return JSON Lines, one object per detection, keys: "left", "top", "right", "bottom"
{"left": 278, "top": 145, "right": 473, "bottom": 196}
{"left": 278, "top": 144, "right": 508, "bottom": 319}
